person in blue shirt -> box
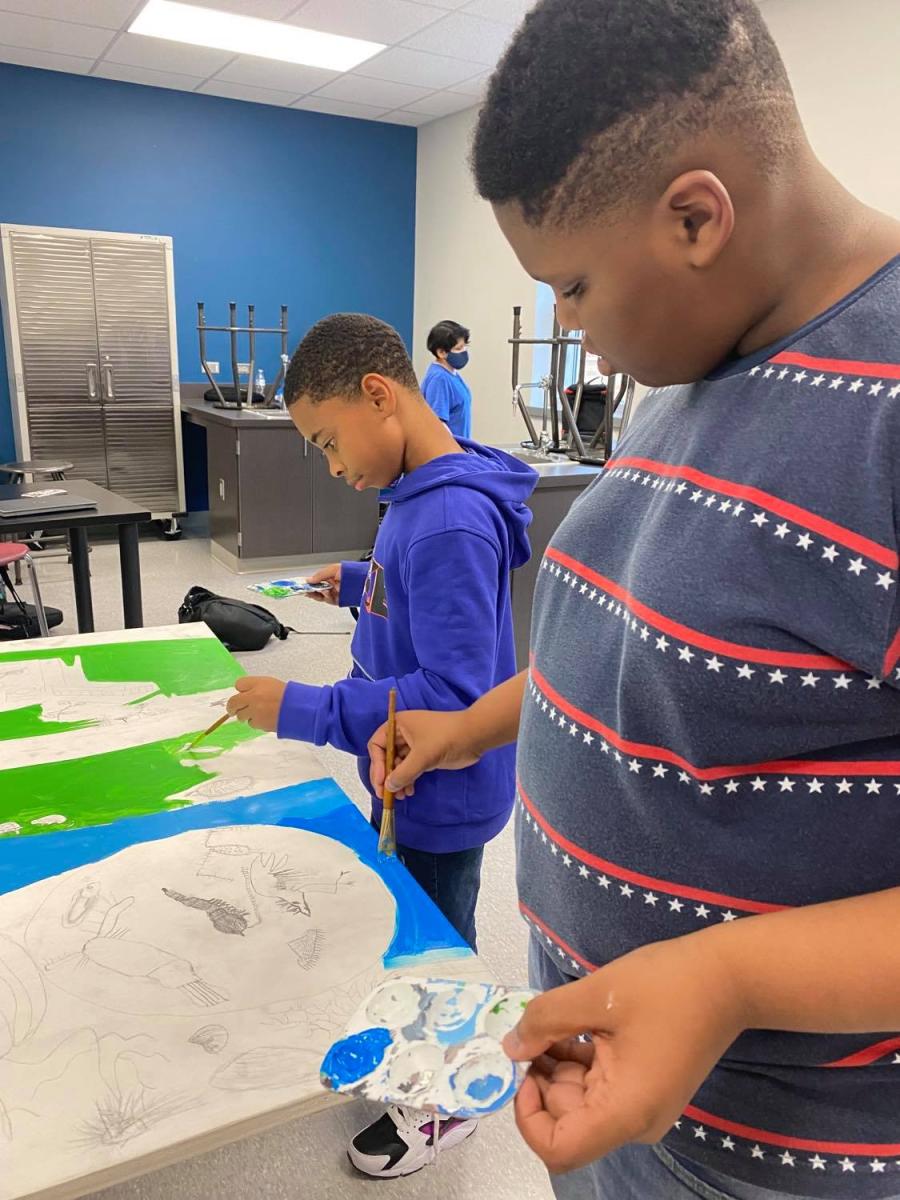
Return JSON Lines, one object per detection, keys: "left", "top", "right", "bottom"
{"left": 420, "top": 319, "right": 472, "bottom": 439}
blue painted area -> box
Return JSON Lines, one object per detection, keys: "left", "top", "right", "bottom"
{"left": 0, "top": 64, "right": 416, "bottom": 504}
{"left": 466, "top": 1073, "right": 504, "bottom": 1102}
{"left": 0, "top": 779, "right": 471, "bottom": 970}
{"left": 320, "top": 1027, "right": 393, "bottom": 1089}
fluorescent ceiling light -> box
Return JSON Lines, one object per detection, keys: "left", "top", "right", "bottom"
{"left": 130, "top": 0, "right": 385, "bottom": 72}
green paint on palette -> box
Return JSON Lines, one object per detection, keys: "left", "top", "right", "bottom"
{"left": 0, "top": 721, "right": 263, "bottom": 836}
{"left": 0, "top": 704, "right": 94, "bottom": 742}
{"left": 0, "top": 638, "right": 241, "bottom": 698}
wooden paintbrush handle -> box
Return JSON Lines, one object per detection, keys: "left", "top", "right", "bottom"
{"left": 382, "top": 688, "right": 398, "bottom": 810}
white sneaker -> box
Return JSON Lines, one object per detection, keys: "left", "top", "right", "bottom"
{"left": 348, "top": 1105, "right": 478, "bottom": 1178}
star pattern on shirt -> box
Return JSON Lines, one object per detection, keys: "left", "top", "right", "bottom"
{"left": 526, "top": 675, "right": 897, "bottom": 812}
{"left": 601, "top": 467, "right": 894, "bottom": 594}
{"left": 540, "top": 554, "right": 881, "bottom": 689}
{"left": 517, "top": 795, "right": 759, "bottom": 930}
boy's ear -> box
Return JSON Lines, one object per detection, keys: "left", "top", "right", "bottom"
{"left": 360, "top": 373, "right": 399, "bottom": 416}
{"left": 652, "top": 169, "right": 735, "bottom": 270}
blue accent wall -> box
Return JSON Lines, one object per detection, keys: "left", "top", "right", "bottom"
{"left": 0, "top": 64, "right": 416, "bottom": 506}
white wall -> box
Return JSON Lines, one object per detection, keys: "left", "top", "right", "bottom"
{"left": 412, "top": 0, "right": 900, "bottom": 444}
{"left": 413, "top": 106, "right": 533, "bottom": 447}
{"left": 762, "top": 0, "right": 900, "bottom": 220}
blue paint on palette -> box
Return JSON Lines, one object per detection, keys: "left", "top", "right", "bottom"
{"left": 465, "top": 1073, "right": 504, "bottom": 1102}
{"left": 320, "top": 1027, "right": 393, "bottom": 1089}
{"left": 0, "top": 779, "right": 472, "bottom": 970}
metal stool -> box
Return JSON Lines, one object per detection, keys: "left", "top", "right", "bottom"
{"left": 0, "top": 542, "right": 50, "bottom": 637}
{"left": 0, "top": 459, "right": 73, "bottom": 484}
{"left": 0, "top": 459, "right": 75, "bottom": 582}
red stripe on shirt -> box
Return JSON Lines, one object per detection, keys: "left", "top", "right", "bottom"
{"left": 518, "top": 901, "right": 597, "bottom": 971}
{"left": 823, "top": 1036, "right": 900, "bottom": 1069}
{"left": 771, "top": 351, "right": 900, "bottom": 380}
{"left": 546, "top": 547, "right": 848, "bottom": 670}
{"left": 606, "top": 456, "right": 899, "bottom": 570}
{"left": 531, "top": 661, "right": 900, "bottom": 779}
{"left": 882, "top": 626, "right": 900, "bottom": 677}
{"left": 683, "top": 1104, "right": 900, "bottom": 1156}
{"left": 518, "top": 779, "right": 786, "bottom": 913}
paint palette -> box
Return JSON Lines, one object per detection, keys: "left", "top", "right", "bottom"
{"left": 247, "top": 578, "right": 331, "bottom": 599}
{"left": 319, "top": 977, "right": 535, "bottom": 1118}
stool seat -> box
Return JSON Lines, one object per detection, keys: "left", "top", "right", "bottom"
{"left": 0, "top": 541, "right": 29, "bottom": 568}
{"left": 1, "top": 459, "right": 74, "bottom": 479}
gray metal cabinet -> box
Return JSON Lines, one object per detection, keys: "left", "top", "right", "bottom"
{"left": 187, "top": 400, "right": 378, "bottom": 569}
{"left": 311, "top": 448, "right": 379, "bottom": 555}
{"left": 0, "top": 224, "right": 185, "bottom": 517}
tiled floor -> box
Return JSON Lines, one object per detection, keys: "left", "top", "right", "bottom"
{"left": 17, "top": 528, "right": 553, "bottom": 1200}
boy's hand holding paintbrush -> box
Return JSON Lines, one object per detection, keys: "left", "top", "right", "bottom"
{"left": 225, "top": 676, "right": 287, "bottom": 732}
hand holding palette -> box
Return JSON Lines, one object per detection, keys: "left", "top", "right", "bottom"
{"left": 247, "top": 578, "right": 331, "bottom": 599}
{"left": 319, "top": 977, "right": 535, "bottom": 1118}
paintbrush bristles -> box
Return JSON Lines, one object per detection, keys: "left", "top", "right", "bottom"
{"left": 378, "top": 688, "right": 399, "bottom": 855}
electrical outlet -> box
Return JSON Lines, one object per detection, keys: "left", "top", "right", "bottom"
{"left": 207, "top": 361, "right": 220, "bottom": 374}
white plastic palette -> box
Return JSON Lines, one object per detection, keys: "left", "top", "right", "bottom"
{"left": 319, "top": 976, "right": 535, "bottom": 1118}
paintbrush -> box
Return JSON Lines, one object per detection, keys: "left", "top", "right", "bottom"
{"left": 377, "top": 688, "right": 398, "bottom": 857}
{"left": 185, "top": 711, "right": 231, "bottom": 752}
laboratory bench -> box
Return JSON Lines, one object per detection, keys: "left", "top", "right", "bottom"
{"left": 180, "top": 392, "right": 379, "bottom": 572}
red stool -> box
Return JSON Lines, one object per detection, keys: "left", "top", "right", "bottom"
{"left": 0, "top": 543, "right": 49, "bottom": 637}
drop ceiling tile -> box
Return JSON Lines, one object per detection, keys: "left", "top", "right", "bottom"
{"left": 314, "top": 74, "right": 432, "bottom": 108}
{"left": 292, "top": 96, "right": 389, "bottom": 120}
{"left": 289, "top": 0, "right": 443, "bottom": 45}
{"left": 403, "top": 11, "right": 513, "bottom": 63}
{"left": 0, "top": 43, "right": 93, "bottom": 74}
{"left": 404, "top": 89, "right": 475, "bottom": 116}
{"left": 197, "top": 78, "right": 299, "bottom": 105}
{"left": 93, "top": 61, "right": 206, "bottom": 90}
{"left": 0, "top": 1, "right": 135, "bottom": 28}
{"left": 0, "top": 11, "right": 112, "bottom": 57}
{"left": 379, "top": 109, "right": 430, "bottom": 125}
{"left": 449, "top": 67, "right": 490, "bottom": 96}
{"left": 462, "top": 0, "right": 535, "bottom": 23}
{"left": 357, "top": 46, "right": 482, "bottom": 88}
{"left": 212, "top": 55, "right": 337, "bottom": 93}
{"left": 179, "top": 0, "right": 298, "bottom": 16}
{"left": 103, "top": 32, "right": 234, "bottom": 74}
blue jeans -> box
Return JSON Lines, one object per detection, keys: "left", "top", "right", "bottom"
{"left": 371, "top": 818, "right": 484, "bottom": 951}
{"left": 529, "top": 935, "right": 900, "bottom": 1200}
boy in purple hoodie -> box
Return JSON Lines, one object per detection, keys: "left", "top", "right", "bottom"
{"left": 226, "top": 312, "right": 537, "bottom": 1177}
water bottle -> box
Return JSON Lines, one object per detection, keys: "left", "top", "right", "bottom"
{"left": 255, "top": 367, "right": 266, "bottom": 401}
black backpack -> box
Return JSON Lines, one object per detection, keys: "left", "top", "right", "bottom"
{"left": 178, "top": 586, "right": 294, "bottom": 652}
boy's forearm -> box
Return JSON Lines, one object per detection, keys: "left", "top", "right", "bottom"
{"left": 703, "top": 885, "right": 900, "bottom": 1035}
{"left": 460, "top": 670, "right": 528, "bottom": 756}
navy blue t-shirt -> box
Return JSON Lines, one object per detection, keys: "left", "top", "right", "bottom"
{"left": 518, "top": 255, "right": 900, "bottom": 1198}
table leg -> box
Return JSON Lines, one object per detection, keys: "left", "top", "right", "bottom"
{"left": 118, "top": 522, "right": 143, "bottom": 628}
{"left": 68, "top": 526, "right": 94, "bottom": 633}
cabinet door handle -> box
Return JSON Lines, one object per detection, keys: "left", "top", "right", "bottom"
{"left": 102, "top": 362, "right": 115, "bottom": 401}
{"left": 86, "top": 362, "right": 99, "bottom": 400}
{"left": 304, "top": 437, "right": 308, "bottom": 458}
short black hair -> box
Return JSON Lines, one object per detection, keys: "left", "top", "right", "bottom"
{"left": 285, "top": 313, "right": 419, "bottom": 406}
{"left": 426, "top": 320, "right": 470, "bottom": 357}
{"left": 472, "top": 0, "right": 799, "bottom": 227}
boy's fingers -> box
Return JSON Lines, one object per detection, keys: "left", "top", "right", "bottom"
{"left": 234, "top": 676, "right": 254, "bottom": 692}
{"left": 309, "top": 564, "right": 339, "bottom": 584}
{"left": 504, "top": 977, "right": 603, "bottom": 1061}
